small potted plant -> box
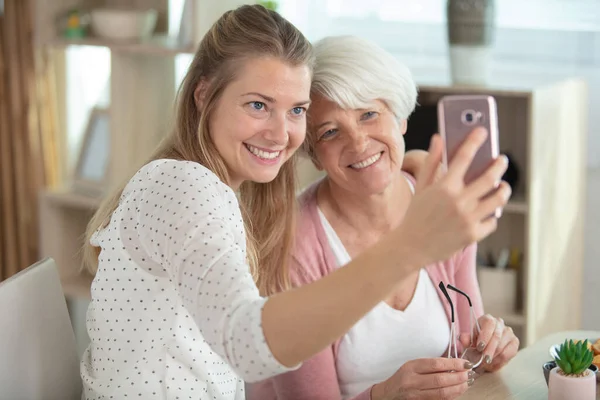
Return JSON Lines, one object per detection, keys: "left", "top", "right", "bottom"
{"left": 549, "top": 339, "right": 597, "bottom": 400}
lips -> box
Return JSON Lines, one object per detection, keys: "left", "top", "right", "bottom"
{"left": 349, "top": 151, "right": 383, "bottom": 169}
{"left": 245, "top": 143, "right": 281, "bottom": 160}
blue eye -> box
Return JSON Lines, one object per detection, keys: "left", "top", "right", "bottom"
{"left": 250, "top": 101, "right": 265, "bottom": 111}
{"left": 292, "top": 107, "right": 306, "bottom": 116}
{"left": 319, "top": 129, "right": 338, "bottom": 140}
{"left": 361, "top": 111, "right": 378, "bottom": 120}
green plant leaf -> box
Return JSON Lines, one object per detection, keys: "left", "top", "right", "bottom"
{"left": 563, "top": 362, "right": 572, "bottom": 374}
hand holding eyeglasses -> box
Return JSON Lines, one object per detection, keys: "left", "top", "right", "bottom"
{"left": 438, "top": 282, "right": 519, "bottom": 375}
{"left": 459, "top": 314, "right": 520, "bottom": 373}
{"left": 369, "top": 357, "right": 475, "bottom": 400}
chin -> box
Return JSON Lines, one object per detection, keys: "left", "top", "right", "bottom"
{"left": 246, "top": 170, "right": 280, "bottom": 184}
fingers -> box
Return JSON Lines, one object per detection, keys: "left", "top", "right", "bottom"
{"left": 445, "top": 127, "right": 488, "bottom": 182}
{"left": 417, "top": 370, "right": 471, "bottom": 390}
{"left": 465, "top": 155, "right": 509, "bottom": 199}
{"left": 487, "top": 328, "right": 520, "bottom": 372}
{"left": 459, "top": 332, "right": 472, "bottom": 349}
{"left": 416, "top": 134, "right": 444, "bottom": 192}
{"left": 418, "top": 381, "right": 470, "bottom": 400}
{"left": 473, "top": 314, "right": 497, "bottom": 352}
{"left": 474, "top": 181, "right": 512, "bottom": 221}
{"left": 480, "top": 316, "right": 505, "bottom": 367}
{"left": 413, "top": 357, "right": 473, "bottom": 374}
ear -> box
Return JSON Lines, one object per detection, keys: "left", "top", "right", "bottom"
{"left": 400, "top": 119, "right": 408, "bottom": 135}
{"left": 194, "top": 79, "right": 210, "bottom": 110}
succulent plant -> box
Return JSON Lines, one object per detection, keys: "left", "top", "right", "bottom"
{"left": 257, "top": 0, "right": 279, "bottom": 11}
{"left": 553, "top": 339, "right": 594, "bottom": 376}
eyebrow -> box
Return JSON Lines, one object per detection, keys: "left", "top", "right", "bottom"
{"left": 314, "top": 121, "right": 333, "bottom": 131}
{"left": 241, "top": 92, "right": 311, "bottom": 107}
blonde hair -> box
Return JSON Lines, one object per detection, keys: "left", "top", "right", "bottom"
{"left": 83, "top": 5, "right": 314, "bottom": 296}
{"left": 304, "top": 35, "right": 417, "bottom": 157}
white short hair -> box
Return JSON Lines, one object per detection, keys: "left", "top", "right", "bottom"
{"left": 311, "top": 35, "right": 418, "bottom": 121}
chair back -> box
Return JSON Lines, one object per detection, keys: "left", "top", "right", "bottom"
{"left": 0, "top": 258, "right": 82, "bottom": 400}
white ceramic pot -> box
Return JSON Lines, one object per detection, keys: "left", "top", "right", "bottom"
{"left": 446, "top": 0, "right": 495, "bottom": 85}
{"left": 90, "top": 8, "right": 158, "bottom": 41}
{"left": 548, "top": 367, "right": 596, "bottom": 400}
{"left": 449, "top": 44, "right": 492, "bottom": 85}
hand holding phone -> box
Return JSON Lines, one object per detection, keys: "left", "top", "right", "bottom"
{"left": 437, "top": 95, "right": 502, "bottom": 217}
{"left": 438, "top": 95, "right": 499, "bottom": 183}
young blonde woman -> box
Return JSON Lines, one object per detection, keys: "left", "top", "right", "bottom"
{"left": 81, "top": 6, "right": 511, "bottom": 400}
{"left": 247, "top": 35, "right": 519, "bottom": 400}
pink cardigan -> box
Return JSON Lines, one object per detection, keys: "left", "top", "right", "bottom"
{"left": 248, "top": 179, "right": 483, "bottom": 400}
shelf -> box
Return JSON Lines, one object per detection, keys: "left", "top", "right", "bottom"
{"left": 505, "top": 194, "right": 528, "bottom": 214}
{"left": 46, "top": 35, "right": 194, "bottom": 56}
{"left": 41, "top": 189, "right": 102, "bottom": 210}
{"left": 498, "top": 311, "right": 527, "bottom": 327}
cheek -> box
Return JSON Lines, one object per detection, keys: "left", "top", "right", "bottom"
{"left": 315, "top": 146, "right": 341, "bottom": 172}
{"left": 288, "top": 119, "right": 307, "bottom": 150}
{"left": 228, "top": 113, "right": 264, "bottom": 143}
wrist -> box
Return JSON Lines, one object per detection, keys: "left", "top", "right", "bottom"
{"left": 371, "top": 228, "right": 426, "bottom": 281}
{"left": 370, "top": 383, "right": 387, "bottom": 400}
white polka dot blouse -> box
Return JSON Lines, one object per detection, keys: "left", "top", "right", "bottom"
{"left": 81, "top": 159, "right": 296, "bottom": 399}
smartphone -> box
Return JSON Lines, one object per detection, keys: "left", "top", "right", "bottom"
{"left": 438, "top": 95, "right": 499, "bottom": 183}
{"left": 437, "top": 94, "right": 501, "bottom": 216}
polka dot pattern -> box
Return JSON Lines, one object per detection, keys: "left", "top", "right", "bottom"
{"left": 81, "top": 159, "right": 296, "bottom": 399}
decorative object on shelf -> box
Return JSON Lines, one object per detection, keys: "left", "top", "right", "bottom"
{"left": 57, "top": 8, "right": 90, "bottom": 38}
{"left": 72, "top": 107, "right": 110, "bottom": 198}
{"left": 256, "top": 0, "right": 279, "bottom": 11}
{"left": 446, "top": 0, "right": 496, "bottom": 85}
{"left": 495, "top": 248, "right": 510, "bottom": 269}
{"left": 548, "top": 339, "right": 596, "bottom": 400}
{"left": 90, "top": 7, "right": 158, "bottom": 41}
{"left": 508, "top": 247, "right": 522, "bottom": 270}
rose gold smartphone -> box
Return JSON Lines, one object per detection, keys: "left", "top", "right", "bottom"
{"left": 438, "top": 95, "right": 501, "bottom": 216}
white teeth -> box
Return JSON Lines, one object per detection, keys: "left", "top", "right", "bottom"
{"left": 246, "top": 144, "right": 281, "bottom": 160}
{"left": 351, "top": 152, "right": 382, "bottom": 169}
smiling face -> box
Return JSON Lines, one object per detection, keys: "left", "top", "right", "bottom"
{"left": 206, "top": 57, "right": 312, "bottom": 189}
{"left": 308, "top": 94, "right": 407, "bottom": 195}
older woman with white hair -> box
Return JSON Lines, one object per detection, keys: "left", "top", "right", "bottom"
{"left": 247, "top": 35, "right": 519, "bottom": 400}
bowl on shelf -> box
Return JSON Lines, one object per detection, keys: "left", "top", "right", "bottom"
{"left": 90, "top": 8, "right": 158, "bottom": 41}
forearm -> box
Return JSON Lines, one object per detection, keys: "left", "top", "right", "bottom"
{"left": 262, "top": 232, "right": 420, "bottom": 367}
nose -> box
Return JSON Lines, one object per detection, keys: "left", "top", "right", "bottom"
{"left": 263, "top": 113, "right": 288, "bottom": 146}
{"left": 348, "top": 127, "right": 368, "bottom": 153}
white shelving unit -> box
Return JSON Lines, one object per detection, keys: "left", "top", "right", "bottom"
{"left": 413, "top": 80, "right": 588, "bottom": 347}
{"left": 35, "top": 0, "right": 587, "bottom": 349}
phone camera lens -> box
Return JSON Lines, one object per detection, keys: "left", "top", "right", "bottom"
{"left": 461, "top": 109, "right": 479, "bottom": 125}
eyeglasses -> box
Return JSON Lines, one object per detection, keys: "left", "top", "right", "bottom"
{"left": 438, "top": 281, "right": 484, "bottom": 369}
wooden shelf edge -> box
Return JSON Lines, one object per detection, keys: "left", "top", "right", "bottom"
{"left": 505, "top": 194, "right": 528, "bottom": 214}
{"left": 41, "top": 189, "right": 102, "bottom": 210}
{"left": 44, "top": 35, "right": 195, "bottom": 56}
{"left": 488, "top": 311, "right": 527, "bottom": 327}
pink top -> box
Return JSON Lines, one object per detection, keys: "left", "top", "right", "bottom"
{"left": 248, "top": 178, "right": 483, "bottom": 400}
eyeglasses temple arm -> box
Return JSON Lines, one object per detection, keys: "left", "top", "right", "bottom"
{"left": 438, "top": 282, "right": 454, "bottom": 323}
{"left": 446, "top": 284, "right": 472, "bottom": 307}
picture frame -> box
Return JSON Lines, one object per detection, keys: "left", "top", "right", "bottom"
{"left": 72, "top": 107, "right": 110, "bottom": 197}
